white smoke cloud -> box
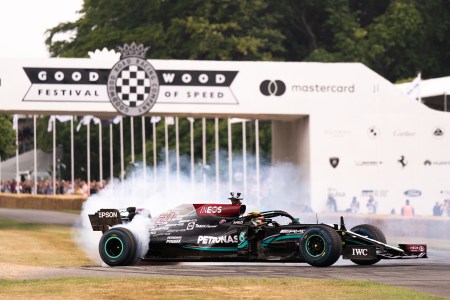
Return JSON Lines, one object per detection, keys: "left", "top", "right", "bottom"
{"left": 73, "top": 155, "right": 310, "bottom": 265}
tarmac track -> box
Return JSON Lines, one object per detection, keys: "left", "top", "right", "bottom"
{"left": 0, "top": 208, "right": 449, "bottom": 298}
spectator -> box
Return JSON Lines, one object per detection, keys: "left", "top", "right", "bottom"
{"left": 401, "top": 199, "right": 414, "bottom": 217}
{"left": 326, "top": 194, "right": 337, "bottom": 212}
{"left": 366, "top": 195, "right": 377, "bottom": 214}
{"left": 350, "top": 196, "right": 360, "bottom": 214}
{"left": 433, "top": 202, "right": 443, "bottom": 216}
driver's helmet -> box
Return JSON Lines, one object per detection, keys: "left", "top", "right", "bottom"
{"left": 247, "top": 211, "right": 265, "bottom": 226}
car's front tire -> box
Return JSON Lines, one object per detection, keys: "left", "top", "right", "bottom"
{"left": 349, "top": 224, "right": 386, "bottom": 266}
{"left": 99, "top": 227, "right": 137, "bottom": 266}
{"left": 299, "top": 225, "right": 342, "bottom": 267}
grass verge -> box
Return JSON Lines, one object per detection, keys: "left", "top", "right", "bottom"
{"left": 0, "top": 277, "right": 443, "bottom": 300}
{"left": 0, "top": 219, "right": 92, "bottom": 266}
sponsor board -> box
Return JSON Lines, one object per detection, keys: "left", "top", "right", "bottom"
{"left": 323, "top": 129, "right": 352, "bottom": 138}
{"left": 279, "top": 229, "right": 305, "bottom": 234}
{"left": 367, "top": 126, "right": 380, "bottom": 138}
{"left": 361, "top": 189, "right": 388, "bottom": 198}
{"left": 424, "top": 160, "right": 450, "bottom": 166}
{"left": 355, "top": 160, "right": 382, "bottom": 166}
{"left": 342, "top": 245, "right": 376, "bottom": 260}
{"left": 166, "top": 236, "right": 182, "bottom": 244}
{"left": 393, "top": 130, "right": 416, "bottom": 137}
{"left": 98, "top": 211, "right": 118, "bottom": 218}
{"left": 329, "top": 157, "right": 339, "bottom": 168}
{"left": 404, "top": 189, "right": 422, "bottom": 197}
{"left": 197, "top": 235, "right": 238, "bottom": 245}
{"left": 22, "top": 43, "right": 238, "bottom": 116}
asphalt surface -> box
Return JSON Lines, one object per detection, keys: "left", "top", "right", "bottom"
{"left": 1, "top": 208, "right": 449, "bottom": 298}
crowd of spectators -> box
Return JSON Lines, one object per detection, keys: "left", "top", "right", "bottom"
{"left": 433, "top": 200, "right": 450, "bottom": 217}
{"left": 0, "top": 178, "right": 107, "bottom": 196}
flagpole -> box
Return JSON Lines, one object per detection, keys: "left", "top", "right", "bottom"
{"left": 190, "top": 118, "right": 194, "bottom": 189}
{"left": 99, "top": 122, "right": 103, "bottom": 187}
{"left": 110, "top": 123, "right": 113, "bottom": 183}
{"left": 152, "top": 119, "right": 157, "bottom": 185}
{"left": 142, "top": 116, "right": 146, "bottom": 181}
{"left": 175, "top": 117, "right": 180, "bottom": 185}
{"left": 52, "top": 119, "right": 56, "bottom": 195}
{"left": 228, "top": 118, "right": 232, "bottom": 192}
{"left": 242, "top": 121, "right": 247, "bottom": 195}
{"left": 87, "top": 121, "right": 90, "bottom": 194}
{"left": 215, "top": 117, "right": 219, "bottom": 199}
{"left": 70, "top": 117, "right": 74, "bottom": 191}
{"left": 33, "top": 115, "right": 37, "bottom": 194}
{"left": 202, "top": 118, "right": 206, "bottom": 191}
{"left": 120, "top": 118, "right": 124, "bottom": 181}
{"left": 255, "top": 119, "right": 260, "bottom": 206}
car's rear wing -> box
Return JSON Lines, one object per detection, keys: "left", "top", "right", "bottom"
{"left": 88, "top": 209, "right": 123, "bottom": 232}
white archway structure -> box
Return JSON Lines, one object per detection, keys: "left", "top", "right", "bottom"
{"left": 1, "top": 55, "right": 449, "bottom": 215}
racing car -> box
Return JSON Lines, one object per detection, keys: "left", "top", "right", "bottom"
{"left": 89, "top": 193, "right": 427, "bottom": 267}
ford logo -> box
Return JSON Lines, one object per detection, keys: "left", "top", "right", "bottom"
{"left": 404, "top": 190, "right": 422, "bottom": 197}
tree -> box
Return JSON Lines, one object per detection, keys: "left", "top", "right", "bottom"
{"left": 42, "top": 0, "right": 450, "bottom": 180}
{"left": 0, "top": 115, "right": 15, "bottom": 159}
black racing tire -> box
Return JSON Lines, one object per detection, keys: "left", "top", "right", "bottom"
{"left": 299, "top": 225, "right": 342, "bottom": 267}
{"left": 99, "top": 227, "right": 137, "bottom": 266}
{"left": 350, "top": 224, "right": 386, "bottom": 266}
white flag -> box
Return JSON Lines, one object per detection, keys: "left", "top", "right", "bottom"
{"left": 111, "top": 115, "right": 122, "bottom": 124}
{"left": 55, "top": 115, "right": 73, "bottom": 123}
{"left": 404, "top": 72, "right": 421, "bottom": 101}
{"left": 76, "top": 115, "right": 95, "bottom": 131}
{"left": 150, "top": 116, "right": 161, "bottom": 124}
{"left": 12, "top": 114, "right": 19, "bottom": 131}
{"left": 92, "top": 117, "right": 101, "bottom": 125}
{"left": 47, "top": 116, "right": 56, "bottom": 132}
{"left": 165, "top": 117, "right": 175, "bottom": 125}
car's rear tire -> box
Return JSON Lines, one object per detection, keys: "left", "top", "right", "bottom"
{"left": 299, "top": 225, "right": 342, "bottom": 267}
{"left": 99, "top": 227, "right": 137, "bottom": 266}
{"left": 349, "top": 224, "right": 386, "bottom": 265}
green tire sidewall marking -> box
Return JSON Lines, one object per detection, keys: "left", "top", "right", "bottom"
{"left": 305, "top": 234, "right": 326, "bottom": 257}
{"left": 104, "top": 236, "right": 124, "bottom": 259}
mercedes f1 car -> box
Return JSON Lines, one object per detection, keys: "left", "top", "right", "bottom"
{"left": 89, "top": 193, "right": 427, "bottom": 267}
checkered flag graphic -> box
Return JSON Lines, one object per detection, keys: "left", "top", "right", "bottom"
{"left": 115, "top": 65, "right": 151, "bottom": 107}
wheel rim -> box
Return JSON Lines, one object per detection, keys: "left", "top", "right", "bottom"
{"left": 305, "top": 234, "right": 326, "bottom": 257}
{"left": 104, "top": 236, "right": 124, "bottom": 259}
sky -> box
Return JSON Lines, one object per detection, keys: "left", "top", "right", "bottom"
{"left": 0, "top": 0, "right": 83, "bottom": 58}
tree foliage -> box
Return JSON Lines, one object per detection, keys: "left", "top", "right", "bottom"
{"left": 37, "top": 0, "right": 450, "bottom": 180}
{"left": 0, "top": 116, "right": 15, "bottom": 158}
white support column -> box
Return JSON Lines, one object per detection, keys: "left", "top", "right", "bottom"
{"left": 242, "top": 121, "right": 247, "bottom": 195}
{"left": 15, "top": 117, "right": 20, "bottom": 194}
{"left": 87, "top": 122, "right": 90, "bottom": 193}
{"left": 110, "top": 123, "right": 113, "bottom": 182}
{"left": 190, "top": 118, "right": 195, "bottom": 188}
{"left": 215, "top": 118, "right": 219, "bottom": 197}
{"left": 152, "top": 120, "right": 157, "bottom": 184}
{"left": 99, "top": 122, "right": 103, "bottom": 187}
{"left": 227, "top": 119, "right": 232, "bottom": 192}
{"left": 52, "top": 119, "right": 56, "bottom": 195}
{"left": 202, "top": 118, "right": 206, "bottom": 190}
{"left": 120, "top": 118, "right": 124, "bottom": 181}
{"left": 130, "top": 117, "right": 135, "bottom": 165}
{"left": 165, "top": 118, "right": 169, "bottom": 186}
{"left": 70, "top": 117, "right": 74, "bottom": 190}
{"left": 255, "top": 119, "right": 260, "bottom": 206}
{"left": 33, "top": 115, "right": 37, "bottom": 194}
{"left": 175, "top": 117, "right": 180, "bottom": 184}
{"left": 142, "top": 116, "right": 146, "bottom": 180}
